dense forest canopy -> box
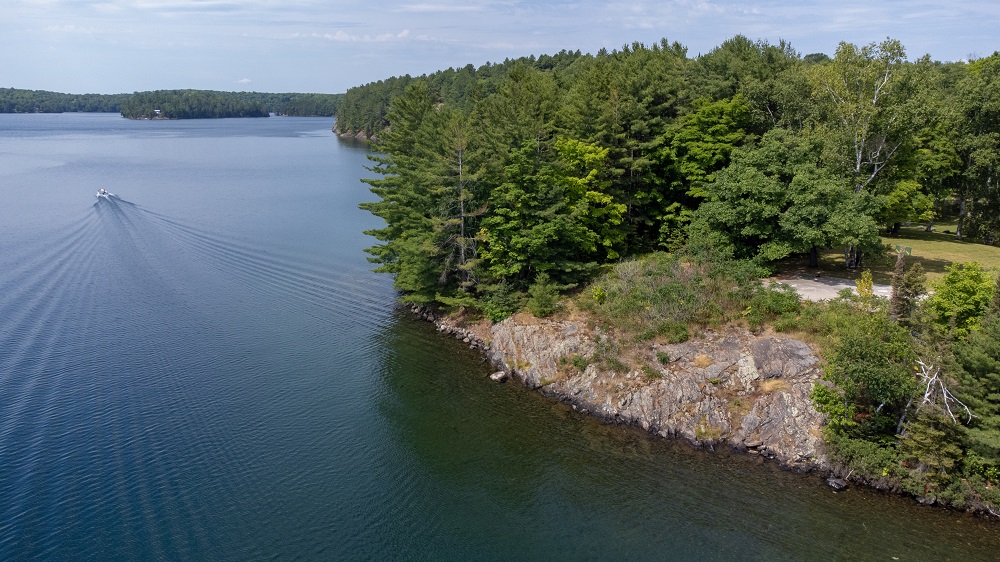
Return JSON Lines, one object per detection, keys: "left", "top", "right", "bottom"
{"left": 0, "top": 88, "right": 128, "bottom": 113}
{"left": 349, "top": 35, "right": 999, "bottom": 299}
{"left": 119, "top": 90, "right": 270, "bottom": 119}
{"left": 348, "top": 36, "right": 1000, "bottom": 513}
{"left": 119, "top": 90, "right": 342, "bottom": 119}
{"left": 0, "top": 88, "right": 342, "bottom": 117}
{"left": 334, "top": 49, "right": 587, "bottom": 138}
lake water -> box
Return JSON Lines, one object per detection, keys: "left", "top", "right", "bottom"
{"left": 1, "top": 113, "right": 998, "bottom": 560}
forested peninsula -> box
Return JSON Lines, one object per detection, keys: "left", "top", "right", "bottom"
{"left": 340, "top": 36, "right": 1000, "bottom": 515}
{"left": 0, "top": 88, "right": 341, "bottom": 118}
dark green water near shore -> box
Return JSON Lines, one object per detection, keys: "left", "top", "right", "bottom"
{"left": 1, "top": 113, "right": 997, "bottom": 560}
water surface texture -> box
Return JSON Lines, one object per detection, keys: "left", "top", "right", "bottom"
{"left": 1, "top": 113, "right": 997, "bottom": 560}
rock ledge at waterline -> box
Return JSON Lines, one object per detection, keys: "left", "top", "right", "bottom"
{"left": 415, "top": 307, "right": 829, "bottom": 472}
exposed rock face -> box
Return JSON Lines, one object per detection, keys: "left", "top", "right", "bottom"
{"left": 491, "top": 318, "right": 828, "bottom": 471}
{"left": 427, "top": 308, "right": 829, "bottom": 472}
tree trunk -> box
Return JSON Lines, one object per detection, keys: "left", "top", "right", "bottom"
{"left": 458, "top": 148, "right": 466, "bottom": 274}
{"left": 956, "top": 193, "right": 967, "bottom": 240}
{"left": 889, "top": 251, "right": 906, "bottom": 321}
{"left": 844, "top": 245, "right": 862, "bottom": 269}
{"left": 808, "top": 245, "right": 819, "bottom": 268}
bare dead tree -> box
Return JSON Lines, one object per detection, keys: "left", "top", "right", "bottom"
{"left": 897, "top": 359, "right": 973, "bottom": 435}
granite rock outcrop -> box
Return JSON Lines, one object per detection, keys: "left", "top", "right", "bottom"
{"left": 426, "top": 308, "right": 829, "bottom": 471}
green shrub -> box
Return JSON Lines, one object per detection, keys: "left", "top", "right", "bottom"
{"left": 661, "top": 321, "right": 689, "bottom": 343}
{"left": 745, "top": 283, "right": 801, "bottom": 330}
{"left": 642, "top": 364, "right": 663, "bottom": 381}
{"left": 926, "top": 261, "right": 995, "bottom": 338}
{"left": 580, "top": 251, "right": 766, "bottom": 339}
{"left": 481, "top": 281, "right": 523, "bottom": 322}
{"left": 825, "top": 432, "right": 904, "bottom": 480}
{"left": 526, "top": 272, "right": 562, "bottom": 317}
{"left": 591, "top": 335, "right": 627, "bottom": 373}
{"left": 592, "top": 284, "right": 607, "bottom": 305}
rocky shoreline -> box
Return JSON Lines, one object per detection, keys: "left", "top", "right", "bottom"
{"left": 411, "top": 305, "right": 831, "bottom": 474}
{"left": 332, "top": 127, "right": 376, "bottom": 141}
{"left": 411, "top": 304, "right": 1000, "bottom": 520}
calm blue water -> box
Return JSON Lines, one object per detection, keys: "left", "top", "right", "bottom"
{"left": 1, "top": 113, "right": 998, "bottom": 561}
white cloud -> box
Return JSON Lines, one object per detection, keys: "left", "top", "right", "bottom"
{"left": 311, "top": 29, "right": 412, "bottom": 43}
{"left": 398, "top": 3, "right": 486, "bottom": 12}
{"left": 43, "top": 24, "right": 105, "bottom": 34}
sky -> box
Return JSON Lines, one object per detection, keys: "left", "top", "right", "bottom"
{"left": 3, "top": 0, "right": 998, "bottom": 95}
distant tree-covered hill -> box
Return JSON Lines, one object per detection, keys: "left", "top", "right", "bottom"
{"left": 0, "top": 88, "right": 128, "bottom": 113}
{"left": 0, "top": 88, "right": 342, "bottom": 117}
{"left": 334, "top": 49, "right": 586, "bottom": 137}
{"left": 120, "top": 90, "right": 270, "bottom": 119}
{"left": 267, "top": 92, "right": 342, "bottom": 116}
{"left": 120, "top": 90, "right": 343, "bottom": 119}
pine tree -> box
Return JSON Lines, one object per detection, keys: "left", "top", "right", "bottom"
{"left": 955, "top": 278, "right": 1000, "bottom": 471}
{"left": 899, "top": 408, "right": 965, "bottom": 493}
{"left": 360, "top": 82, "right": 450, "bottom": 304}
{"left": 890, "top": 256, "right": 927, "bottom": 325}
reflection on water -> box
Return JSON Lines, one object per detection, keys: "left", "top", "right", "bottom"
{"left": 375, "top": 313, "right": 1000, "bottom": 561}
{"left": 0, "top": 114, "right": 997, "bottom": 560}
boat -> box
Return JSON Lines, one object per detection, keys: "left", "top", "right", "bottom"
{"left": 96, "top": 188, "right": 110, "bottom": 198}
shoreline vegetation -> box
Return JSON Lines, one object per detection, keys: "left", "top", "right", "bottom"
{"left": 0, "top": 88, "right": 342, "bottom": 119}
{"left": 412, "top": 252, "right": 1000, "bottom": 519}
{"left": 342, "top": 35, "right": 1000, "bottom": 517}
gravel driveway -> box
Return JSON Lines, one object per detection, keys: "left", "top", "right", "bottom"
{"left": 769, "top": 274, "right": 892, "bottom": 302}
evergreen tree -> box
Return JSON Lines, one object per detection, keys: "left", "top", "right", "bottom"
{"left": 890, "top": 256, "right": 927, "bottom": 324}
{"left": 359, "top": 82, "right": 447, "bottom": 304}
{"left": 899, "top": 407, "right": 965, "bottom": 492}
{"left": 955, "top": 276, "right": 1000, "bottom": 472}
{"left": 477, "top": 137, "right": 624, "bottom": 286}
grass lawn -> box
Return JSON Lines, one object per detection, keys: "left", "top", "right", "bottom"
{"left": 780, "top": 223, "right": 1000, "bottom": 285}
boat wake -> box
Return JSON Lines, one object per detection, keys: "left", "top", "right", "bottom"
{"left": 93, "top": 192, "right": 129, "bottom": 206}
{"left": 1, "top": 196, "right": 393, "bottom": 407}
{"left": 0, "top": 193, "right": 395, "bottom": 558}
{"left": 130, "top": 204, "right": 391, "bottom": 324}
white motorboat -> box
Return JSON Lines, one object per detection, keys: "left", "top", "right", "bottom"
{"left": 96, "top": 188, "right": 110, "bottom": 198}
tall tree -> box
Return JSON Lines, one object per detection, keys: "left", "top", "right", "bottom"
{"left": 686, "top": 35, "right": 802, "bottom": 130}
{"left": 808, "top": 39, "right": 913, "bottom": 266}
{"left": 690, "top": 128, "right": 879, "bottom": 266}
{"left": 954, "top": 54, "right": 1000, "bottom": 242}
{"left": 560, "top": 41, "right": 688, "bottom": 252}
{"left": 809, "top": 38, "right": 912, "bottom": 193}
{"left": 955, "top": 280, "right": 1000, "bottom": 472}
{"left": 478, "top": 138, "right": 625, "bottom": 286}
{"left": 360, "top": 82, "right": 479, "bottom": 304}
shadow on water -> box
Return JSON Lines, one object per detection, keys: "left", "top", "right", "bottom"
{"left": 367, "top": 312, "right": 1000, "bottom": 561}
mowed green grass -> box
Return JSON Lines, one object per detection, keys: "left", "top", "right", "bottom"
{"left": 794, "top": 223, "right": 1000, "bottom": 285}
